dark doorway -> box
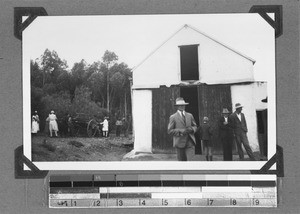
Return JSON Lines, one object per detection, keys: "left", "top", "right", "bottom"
{"left": 179, "top": 45, "right": 199, "bottom": 81}
{"left": 180, "top": 87, "right": 202, "bottom": 154}
{"left": 256, "top": 110, "right": 268, "bottom": 157}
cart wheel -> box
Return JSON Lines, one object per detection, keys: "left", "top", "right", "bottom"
{"left": 87, "top": 119, "right": 99, "bottom": 137}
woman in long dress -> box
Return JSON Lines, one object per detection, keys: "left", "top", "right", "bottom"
{"left": 31, "top": 115, "right": 39, "bottom": 135}
{"left": 49, "top": 110, "right": 59, "bottom": 137}
{"left": 101, "top": 117, "right": 109, "bottom": 138}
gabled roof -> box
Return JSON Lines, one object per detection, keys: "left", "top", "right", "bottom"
{"left": 133, "top": 24, "right": 255, "bottom": 71}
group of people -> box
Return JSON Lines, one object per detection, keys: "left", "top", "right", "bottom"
{"left": 98, "top": 117, "right": 129, "bottom": 138}
{"left": 32, "top": 110, "right": 129, "bottom": 138}
{"left": 115, "top": 118, "right": 129, "bottom": 137}
{"left": 168, "top": 97, "right": 257, "bottom": 161}
{"left": 32, "top": 110, "right": 59, "bottom": 137}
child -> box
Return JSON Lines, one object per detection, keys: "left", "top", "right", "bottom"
{"left": 199, "top": 116, "right": 213, "bottom": 161}
{"left": 101, "top": 117, "right": 109, "bottom": 138}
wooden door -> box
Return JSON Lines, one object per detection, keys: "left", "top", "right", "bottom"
{"left": 152, "top": 86, "right": 180, "bottom": 151}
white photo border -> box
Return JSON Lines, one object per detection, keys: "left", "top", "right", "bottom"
{"left": 22, "top": 13, "right": 276, "bottom": 171}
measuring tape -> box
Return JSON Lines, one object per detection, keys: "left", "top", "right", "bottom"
{"left": 49, "top": 174, "right": 277, "bottom": 208}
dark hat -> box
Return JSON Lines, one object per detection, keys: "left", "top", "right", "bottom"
{"left": 262, "top": 97, "right": 268, "bottom": 103}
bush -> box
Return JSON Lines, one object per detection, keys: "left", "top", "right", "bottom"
{"left": 39, "top": 86, "right": 108, "bottom": 133}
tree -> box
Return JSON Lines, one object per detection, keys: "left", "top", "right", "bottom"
{"left": 87, "top": 69, "right": 106, "bottom": 106}
{"left": 40, "top": 49, "right": 68, "bottom": 88}
{"left": 109, "top": 62, "right": 132, "bottom": 118}
{"left": 31, "top": 48, "right": 132, "bottom": 134}
{"left": 30, "top": 60, "right": 43, "bottom": 88}
{"left": 102, "top": 50, "right": 118, "bottom": 113}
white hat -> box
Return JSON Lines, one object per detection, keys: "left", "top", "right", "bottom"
{"left": 235, "top": 103, "right": 243, "bottom": 109}
{"left": 51, "top": 110, "right": 54, "bottom": 114}
{"left": 174, "top": 97, "right": 189, "bottom": 106}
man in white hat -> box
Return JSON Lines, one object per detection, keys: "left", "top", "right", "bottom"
{"left": 229, "top": 103, "right": 256, "bottom": 161}
{"left": 218, "top": 108, "right": 234, "bottom": 161}
{"left": 167, "top": 97, "right": 198, "bottom": 161}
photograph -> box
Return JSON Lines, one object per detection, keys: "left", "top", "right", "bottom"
{"left": 22, "top": 13, "right": 276, "bottom": 170}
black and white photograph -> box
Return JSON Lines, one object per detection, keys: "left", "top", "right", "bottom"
{"left": 23, "top": 14, "right": 276, "bottom": 170}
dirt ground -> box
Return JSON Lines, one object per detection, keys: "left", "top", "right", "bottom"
{"left": 32, "top": 134, "right": 265, "bottom": 162}
{"left": 32, "top": 135, "right": 135, "bottom": 162}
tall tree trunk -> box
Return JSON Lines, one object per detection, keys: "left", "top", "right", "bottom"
{"left": 124, "top": 91, "right": 127, "bottom": 118}
{"left": 107, "top": 71, "right": 109, "bottom": 113}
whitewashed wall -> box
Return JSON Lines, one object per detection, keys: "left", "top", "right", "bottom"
{"left": 133, "top": 25, "right": 254, "bottom": 88}
{"left": 132, "top": 90, "right": 152, "bottom": 153}
{"left": 253, "top": 82, "right": 268, "bottom": 110}
{"left": 231, "top": 84, "right": 260, "bottom": 152}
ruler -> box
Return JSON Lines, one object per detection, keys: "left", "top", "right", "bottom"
{"left": 49, "top": 174, "right": 277, "bottom": 208}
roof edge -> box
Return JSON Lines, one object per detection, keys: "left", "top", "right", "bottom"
{"left": 133, "top": 24, "right": 256, "bottom": 71}
{"left": 186, "top": 24, "right": 256, "bottom": 64}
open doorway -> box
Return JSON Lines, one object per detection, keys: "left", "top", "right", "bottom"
{"left": 256, "top": 110, "right": 268, "bottom": 158}
{"left": 180, "top": 87, "right": 202, "bottom": 154}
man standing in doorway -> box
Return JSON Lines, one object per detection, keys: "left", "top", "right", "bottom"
{"left": 168, "top": 97, "right": 198, "bottom": 161}
{"left": 218, "top": 108, "right": 234, "bottom": 161}
{"left": 229, "top": 103, "right": 256, "bottom": 161}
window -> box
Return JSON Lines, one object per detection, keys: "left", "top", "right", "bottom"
{"left": 179, "top": 44, "right": 199, "bottom": 81}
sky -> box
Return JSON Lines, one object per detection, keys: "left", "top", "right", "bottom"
{"left": 23, "top": 13, "right": 275, "bottom": 81}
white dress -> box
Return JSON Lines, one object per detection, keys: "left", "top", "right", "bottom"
{"left": 31, "top": 116, "right": 39, "bottom": 133}
{"left": 49, "top": 114, "right": 59, "bottom": 131}
{"left": 102, "top": 119, "right": 109, "bottom": 131}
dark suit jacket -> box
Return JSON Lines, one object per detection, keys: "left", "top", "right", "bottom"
{"left": 229, "top": 111, "right": 248, "bottom": 135}
{"left": 199, "top": 123, "right": 213, "bottom": 140}
{"left": 167, "top": 111, "right": 197, "bottom": 148}
{"left": 218, "top": 116, "right": 233, "bottom": 138}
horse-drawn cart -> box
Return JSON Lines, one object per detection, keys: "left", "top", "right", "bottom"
{"left": 71, "top": 113, "right": 102, "bottom": 137}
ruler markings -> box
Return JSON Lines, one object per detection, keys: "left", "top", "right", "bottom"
{"left": 49, "top": 174, "right": 277, "bottom": 208}
{"left": 49, "top": 198, "right": 277, "bottom": 208}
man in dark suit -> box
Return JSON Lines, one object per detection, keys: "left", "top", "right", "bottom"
{"left": 229, "top": 103, "right": 256, "bottom": 161}
{"left": 218, "top": 108, "right": 234, "bottom": 161}
{"left": 168, "top": 97, "right": 198, "bottom": 161}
